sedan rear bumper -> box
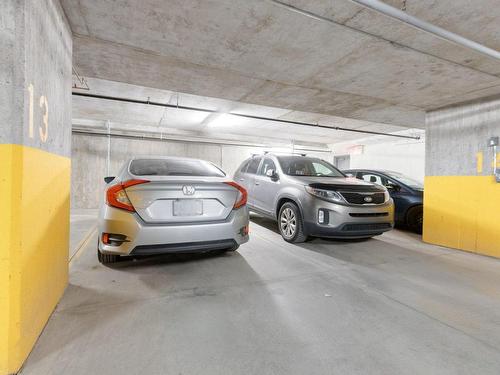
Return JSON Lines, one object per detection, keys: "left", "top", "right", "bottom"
{"left": 130, "top": 239, "right": 238, "bottom": 255}
{"left": 98, "top": 205, "right": 249, "bottom": 256}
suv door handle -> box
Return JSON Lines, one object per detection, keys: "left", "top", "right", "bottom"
{"left": 255, "top": 181, "right": 260, "bottom": 186}
{"left": 239, "top": 178, "right": 244, "bottom": 182}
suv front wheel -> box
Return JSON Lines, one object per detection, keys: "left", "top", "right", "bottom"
{"left": 278, "top": 202, "right": 308, "bottom": 243}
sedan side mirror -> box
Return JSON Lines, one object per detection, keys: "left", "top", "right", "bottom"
{"left": 104, "top": 176, "right": 115, "bottom": 184}
{"left": 386, "top": 182, "right": 401, "bottom": 192}
{"left": 266, "top": 169, "right": 279, "bottom": 181}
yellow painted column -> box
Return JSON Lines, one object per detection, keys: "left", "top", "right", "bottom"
{"left": 0, "top": 146, "right": 14, "bottom": 373}
{"left": 423, "top": 175, "right": 500, "bottom": 258}
{"left": 1, "top": 0, "right": 72, "bottom": 372}
{"left": 424, "top": 98, "right": 500, "bottom": 258}
{"left": 1, "top": 145, "right": 71, "bottom": 373}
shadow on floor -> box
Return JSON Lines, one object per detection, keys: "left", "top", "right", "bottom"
{"left": 250, "top": 212, "right": 421, "bottom": 239}
{"left": 251, "top": 214, "right": 376, "bottom": 244}
{"left": 250, "top": 214, "right": 428, "bottom": 268}
{"left": 105, "top": 249, "right": 231, "bottom": 269}
{"left": 21, "top": 243, "right": 316, "bottom": 375}
{"left": 24, "top": 283, "right": 135, "bottom": 368}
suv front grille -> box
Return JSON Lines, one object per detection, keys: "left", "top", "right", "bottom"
{"left": 349, "top": 212, "right": 388, "bottom": 217}
{"left": 342, "top": 223, "right": 392, "bottom": 232}
{"left": 339, "top": 191, "right": 385, "bottom": 205}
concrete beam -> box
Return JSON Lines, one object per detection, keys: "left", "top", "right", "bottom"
{"left": 72, "top": 35, "right": 424, "bottom": 127}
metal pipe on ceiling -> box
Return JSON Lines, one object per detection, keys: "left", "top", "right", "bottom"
{"left": 350, "top": 0, "right": 500, "bottom": 61}
{"left": 72, "top": 91, "right": 421, "bottom": 140}
{"left": 268, "top": 0, "right": 499, "bottom": 78}
{"left": 271, "top": 0, "right": 500, "bottom": 61}
{"left": 71, "top": 127, "right": 333, "bottom": 153}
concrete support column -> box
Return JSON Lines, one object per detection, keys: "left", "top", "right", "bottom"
{"left": 424, "top": 95, "right": 500, "bottom": 258}
{"left": 0, "top": 1, "right": 72, "bottom": 373}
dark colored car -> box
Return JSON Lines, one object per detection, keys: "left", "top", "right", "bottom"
{"left": 343, "top": 169, "right": 423, "bottom": 233}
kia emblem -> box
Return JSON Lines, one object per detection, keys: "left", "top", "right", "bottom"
{"left": 364, "top": 196, "right": 373, "bottom": 203}
{"left": 182, "top": 185, "right": 196, "bottom": 195}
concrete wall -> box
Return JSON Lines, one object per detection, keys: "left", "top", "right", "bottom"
{"left": 0, "top": 0, "right": 72, "bottom": 373}
{"left": 424, "top": 95, "right": 500, "bottom": 258}
{"left": 71, "top": 133, "right": 331, "bottom": 209}
{"left": 332, "top": 137, "right": 426, "bottom": 182}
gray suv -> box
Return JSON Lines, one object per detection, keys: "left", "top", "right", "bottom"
{"left": 234, "top": 154, "right": 394, "bottom": 243}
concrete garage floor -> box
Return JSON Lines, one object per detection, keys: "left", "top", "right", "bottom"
{"left": 69, "top": 209, "right": 98, "bottom": 259}
{"left": 21, "top": 216, "right": 500, "bottom": 375}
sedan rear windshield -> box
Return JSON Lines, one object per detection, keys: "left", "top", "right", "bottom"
{"left": 129, "top": 159, "right": 225, "bottom": 177}
{"left": 277, "top": 156, "right": 344, "bottom": 177}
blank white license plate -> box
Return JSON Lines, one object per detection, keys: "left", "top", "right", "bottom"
{"left": 173, "top": 199, "right": 203, "bottom": 216}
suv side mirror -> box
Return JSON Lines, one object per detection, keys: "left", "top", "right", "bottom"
{"left": 386, "top": 182, "right": 401, "bottom": 192}
{"left": 104, "top": 176, "right": 115, "bottom": 184}
{"left": 266, "top": 169, "right": 279, "bottom": 181}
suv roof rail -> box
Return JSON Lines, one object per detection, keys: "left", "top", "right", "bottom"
{"left": 250, "top": 151, "right": 308, "bottom": 157}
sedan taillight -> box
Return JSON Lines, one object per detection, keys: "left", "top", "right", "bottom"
{"left": 106, "top": 179, "right": 149, "bottom": 212}
{"left": 224, "top": 181, "right": 247, "bottom": 209}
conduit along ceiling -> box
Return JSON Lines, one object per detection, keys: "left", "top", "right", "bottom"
{"left": 72, "top": 77, "right": 422, "bottom": 151}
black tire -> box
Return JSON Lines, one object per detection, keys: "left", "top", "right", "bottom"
{"left": 278, "top": 202, "right": 308, "bottom": 243}
{"left": 97, "top": 247, "right": 120, "bottom": 264}
{"left": 406, "top": 205, "right": 423, "bottom": 234}
{"left": 225, "top": 244, "right": 240, "bottom": 252}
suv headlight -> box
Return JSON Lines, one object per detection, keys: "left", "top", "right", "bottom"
{"left": 305, "top": 186, "right": 345, "bottom": 203}
{"left": 383, "top": 188, "right": 390, "bottom": 203}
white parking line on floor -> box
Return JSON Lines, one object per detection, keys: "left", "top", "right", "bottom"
{"left": 69, "top": 226, "right": 96, "bottom": 265}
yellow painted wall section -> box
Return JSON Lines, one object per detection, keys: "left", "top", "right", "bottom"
{"left": 423, "top": 175, "right": 500, "bottom": 258}
{"left": 0, "top": 144, "right": 70, "bottom": 374}
{"left": 0, "top": 145, "right": 14, "bottom": 374}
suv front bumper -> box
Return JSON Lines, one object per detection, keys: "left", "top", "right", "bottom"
{"left": 302, "top": 198, "right": 394, "bottom": 238}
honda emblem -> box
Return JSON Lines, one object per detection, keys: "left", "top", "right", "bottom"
{"left": 182, "top": 185, "right": 196, "bottom": 195}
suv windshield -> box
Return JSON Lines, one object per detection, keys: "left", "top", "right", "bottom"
{"left": 277, "top": 156, "right": 345, "bottom": 177}
{"left": 129, "top": 159, "right": 225, "bottom": 177}
{"left": 385, "top": 172, "right": 423, "bottom": 190}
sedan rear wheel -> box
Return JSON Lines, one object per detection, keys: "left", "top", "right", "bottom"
{"left": 225, "top": 244, "right": 240, "bottom": 252}
{"left": 278, "top": 202, "right": 308, "bottom": 243}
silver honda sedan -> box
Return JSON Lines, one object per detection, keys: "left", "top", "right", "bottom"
{"left": 97, "top": 156, "right": 249, "bottom": 264}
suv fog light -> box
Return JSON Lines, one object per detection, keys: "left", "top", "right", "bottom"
{"left": 318, "top": 209, "right": 328, "bottom": 224}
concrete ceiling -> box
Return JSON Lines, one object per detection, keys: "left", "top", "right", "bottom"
{"left": 64, "top": 0, "right": 500, "bottom": 130}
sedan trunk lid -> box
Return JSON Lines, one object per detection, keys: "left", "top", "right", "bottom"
{"left": 125, "top": 178, "right": 238, "bottom": 224}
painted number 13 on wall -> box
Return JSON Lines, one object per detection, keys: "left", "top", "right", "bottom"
{"left": 27, "top": 83, "right": 49, "bottom": 142}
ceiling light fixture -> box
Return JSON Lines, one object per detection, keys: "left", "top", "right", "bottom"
{"left": 207, "top": 113, "right": 237, "bottom": 127}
